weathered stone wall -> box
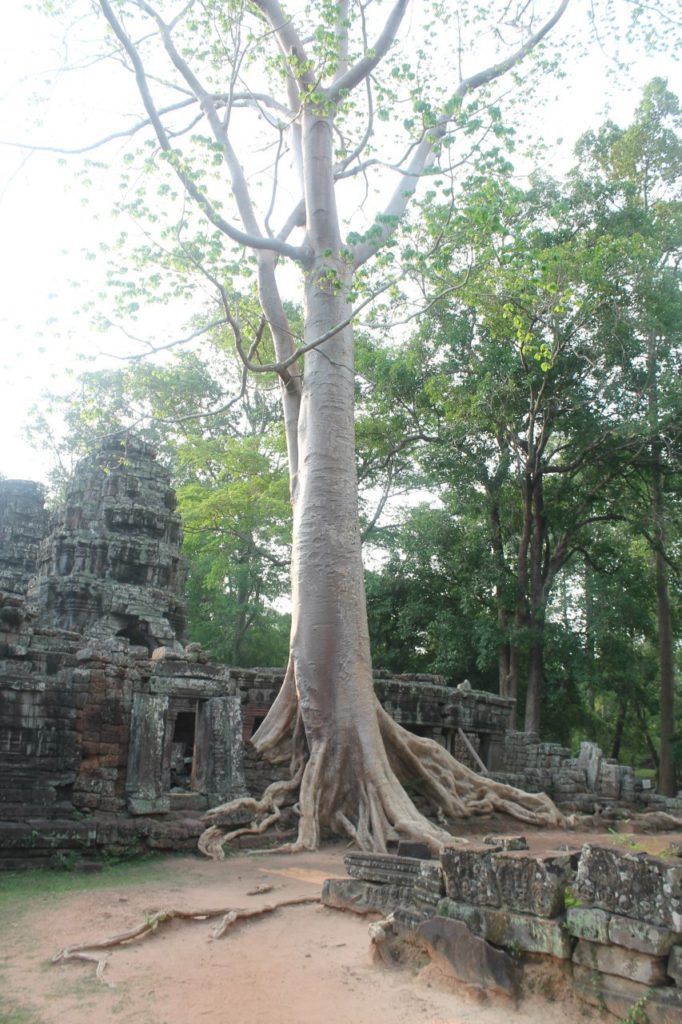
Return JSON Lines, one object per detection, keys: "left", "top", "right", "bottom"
{"left": 0, "top": 480, "right": 47, "bottom": 598}
{"left": 323, "top": 842, "right": 682, "bottom": 1022}
{"left": 0, "top": 627, "right": 82, "bottom": 820}
{"left": 375, "top": 676, "right": 511, "bottom": 772}
{"left": 494, "top": 735, "right": 639, "bottom": 809}
{"left": 30, "top": 438, "right": 187, "bottom": 648}
{"left": 2, "top": 439, "right": 680, "bottom": 869}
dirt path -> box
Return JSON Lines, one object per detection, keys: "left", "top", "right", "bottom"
{"left": 2, "top": 828, "right": 679, "bottom": 1024}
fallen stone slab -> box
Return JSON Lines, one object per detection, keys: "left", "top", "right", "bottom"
{"left": 437, "top": 898, "right": 574, "bottom": 959}
{"left": 573, "top": 845, "right": 682, "bottom": 930}
{"left": 565, "top": 906, "right": 611, "bottom": 944}
{"left": 344, "top": 851, "right": 443, "bottom": 894}
{"left": 321, "top": 878, "right": 430, "bottom": 921}
{"left": 572, "top": 963, "right": 682, "bottom": 1024}
{"left": 573, "top": 938, "right": 668, "bottom": 985}
{"left": 608, "top": 915, "right": 682, "bottom": 957}
{"left": 416, "top": 916, "right": 517, "bottom": 996}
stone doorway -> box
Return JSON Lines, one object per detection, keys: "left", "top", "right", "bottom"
{"left": 125, "top": 688, "right": 245, "bottom": 815}
{"left": 166, "top": 699, "right": 199, "bottom": 792}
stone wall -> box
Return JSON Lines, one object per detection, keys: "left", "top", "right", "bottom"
{"left": 494, "top": 735, "right": 639, "bottom": 809}
{"left": 323, "top": 842, "right": 682, "bottom": 1022}
{"left": 29, "top": 437, "right": 187, "bottom": 648}
{"left": 1, "top": 438, "right": 679, "bottom": 868}
{"left": 0, "top": 480, "right": 47, "bottom": 598}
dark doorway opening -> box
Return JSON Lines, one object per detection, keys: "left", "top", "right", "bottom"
{"left": 170, "top": 706, "right": 197, "bottom": 790}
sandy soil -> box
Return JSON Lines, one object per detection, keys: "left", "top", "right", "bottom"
{"left": 2, "top": 824, "right": 680, "bottom": 1024}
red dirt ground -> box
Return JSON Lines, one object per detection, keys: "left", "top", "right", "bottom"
{"left": 2, "top": 821, "right": 680, "bottom": 1024}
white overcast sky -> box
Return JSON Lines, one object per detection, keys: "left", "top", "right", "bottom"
{"left": 0, "top": 2, "right": 680, "bottom": 484}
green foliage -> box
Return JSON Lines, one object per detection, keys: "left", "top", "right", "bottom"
{"left": 363, "top": 80, "right": 681, "bottom": 759}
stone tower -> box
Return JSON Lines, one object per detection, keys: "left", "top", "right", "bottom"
{"left": 29, "top": 437, "right": 187, "bottom": 649}
{"left": 0, "top": 480, "right": 47, "bottom": 597}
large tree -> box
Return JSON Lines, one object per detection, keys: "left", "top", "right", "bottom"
{"left": 30, "top": 0, "right": 679, "bottom": 850}
{"left": 61, "top": 0, "right": 579, "bottom": 853}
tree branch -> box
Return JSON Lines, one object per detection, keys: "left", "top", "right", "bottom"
{"left": 351, "top": 0, "right": 570, "bottom": 268}
{"left": 97, "top": 0, "right": 306, "bottom": 262}
{"left": 327, "top": 0, "right": 409, "bottom": 102}
{"left": 251, "top": 0, "right": 314, "bottom": 92}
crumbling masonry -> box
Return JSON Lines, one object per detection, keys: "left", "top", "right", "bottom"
{"left": 0, "top": 440, "right": 677, "bottom": 866}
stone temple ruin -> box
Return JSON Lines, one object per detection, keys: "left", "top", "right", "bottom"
{"left": 0, "top": 439, "right": 679, "bottom": 866}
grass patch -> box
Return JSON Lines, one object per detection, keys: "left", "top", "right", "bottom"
{"left": 0, "top": 852, "right": 196, "bottom": 921}
{"left": 0, "top": 1001, "right": 45, "bottom": 1024}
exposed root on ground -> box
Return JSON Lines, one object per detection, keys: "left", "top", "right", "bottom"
{"left": 625, "top": 811, "right": 682, "bottom": 831}
{"left": 52, "top": 896, "right": 320, "bottom": 984}
{"left": 198, "top": 766, "right": 304, "bottom": 859}
{"left": 368, "top": 914, "right": 397, "bottom": 968}
{"left": 199, "top": 685, "right": 568, "bottom": 860}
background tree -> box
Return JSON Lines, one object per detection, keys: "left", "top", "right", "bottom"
{"left": 570, "top": 79, "right": 682, "bottom": 791}
{"left": 360, "top": 83, "right": 681, "bottom": 767}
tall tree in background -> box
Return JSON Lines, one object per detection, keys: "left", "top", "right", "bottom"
{"left": 360, "top": 82, "right": 681, "bottom": 754}
{"left": 573, "top": 80, "right": 682, "bottom": 792}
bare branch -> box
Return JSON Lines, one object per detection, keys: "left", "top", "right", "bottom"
{"left": 97, "top": 0, "right": 306, "bottom": 263}
{"left": 454, "top": 0, "right": 570, "bottom": 97}
{"left": 234, "top": 280, "right": 395, "bottom": 378}
{"left": 327, "top": 0, "right": 409, "bottom": 102}
{"left": 251, "top": 0, "right": 314, "bottom": 92}
{"left": 351, "top": 0, "right": 570, "bottom": 268}
{"left": 361, "top": 464, "right": 394, "bottom": 542}
{"left": 332, "top": 0, "right": 351, "bottom": 84}
{"left": 99, "top": 318, "right": 228, "bottom": 361}
{"left": 0, "top": 96, "right": 196, "bottom": 155}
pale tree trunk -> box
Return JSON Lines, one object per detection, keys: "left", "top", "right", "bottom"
{"left": 647, "top": 331, "right": 677, "bottom": 797}
{"left": 199, "top": 103, "right": 566, "bottom": 855}
{"left": 96, "top": 0, "right": 573, "bottom": 855}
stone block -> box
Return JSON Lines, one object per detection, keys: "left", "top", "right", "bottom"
{"left": 598, "top": 761, "right": 623, "bottom": 800}
{"left": 572, "top": 963, "right": 682, "bottom": 1024}
{"left": 609, "top": 915, "right": 681, "bottom": 957}
{"left": 668, "top": 945, "right": 682, "bottom": 986}
{"left": 574, "top": 845, "right": 682, "bottom": 930}
{"left": 437, "top": 899, "right": 574, "bottom": 959}
{"left": 321, "top": 878, "right": 428, "bottom": 919}
{"left": 344, "top": 851, "right": 443, "bottom": 895}
{"left": 492, "top": 851, "right": 572, "bottom": 918}
{"left": 126, "top": 795, "right": 170, "bottom": 815}
{"left": 151, "top": 645, "right": 184, "bottom": 661}
{"left": 440, "top": 844, "right": 501, "bottom": 906}
{"left": 573, "top": 939, "right": 668, "bottom": 985}
{"left": 578, "top": 741, "right": 602, "bottom": 790}
{"left": 565, "top": 906, "right": 611, "bottom": 943}
{"left": 417, "top": 916, "right": 517, "bottom": 996}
